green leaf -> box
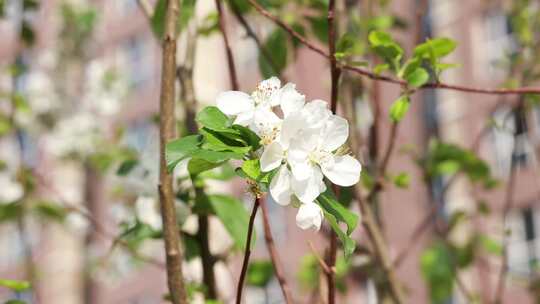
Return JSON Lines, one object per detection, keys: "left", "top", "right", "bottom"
{"left": 389, "top": 95, "right": 410, "bottom": 122}
{"left": 232, "top": 125, "right": 262, "bottom": 151}
{"left": 208, "top": 195, "right": 254, "bottom": 250}
{"left": 5, "top": 300, "right": 27, "bottom": 304}
{"left": 404, "top": 67, "right": 429, "bottom": 87}
{"left": 241, "top": 159, "right": 272, "bottom": 183}
{"left": 195, "top": 149, "right": 243, "bottom": 163}
{"left": 259, "top": 28, "right": 288, "bottom": 78}
{"left": 183, "top": 234, "right": 200, "bottom": 261}
{"left": 247, "top": 260, "right": 274, "bottom": 287}
{"left": 393, "top": 172, "right": 410, "bottom": 188}
{"left": 368, "top": 30, "right": 403, "bottom": 72}
{"left": 317, "top": 190, "right": 358, "bottom": 235}
{"left": 414, "top": 38, "right": 457, "bottom": 59}
{"left": 165, "top": 135, "right": 203, "bottom": 172}
{"left": 198, "top": 163, "right": 236, "bottom": 180}
{"left": 116, "top": 159, "right": 138, "bottom": 176}
{"left": 420, "top": 242, "right": 455, "bottom": 303}
{"left": 200, "top": 128, "right": 250, "bottom": 154}
{"left": 0, "top": 203, "right": 22, "bottom": 222}
{"left": 324, "top": 211, "right": 356, "bottom": 259}
{"left": 187, "top": 158, "right": 225, "bottom": 177}
{"left": 0, "top": 279, "right": 31, "bottom": 292}
{"left": 297, "top": 254, "right": 319, "bottom": 290}
{"left": 478, "top": 235, "right": 503, "bottom": 256}
{"left": 373, "top": 63, "right": 389, "bottom": 74}
{"left": 196, "top": 107, "right": 235, "bottom": 133}
{"left": 33, "top": 202, "right": 67, "bottom": 222}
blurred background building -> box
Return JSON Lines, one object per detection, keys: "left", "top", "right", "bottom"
{"left": 0, "top": 0, "right": 538, "bottom": 303}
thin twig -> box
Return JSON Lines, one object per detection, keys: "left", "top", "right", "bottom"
{"left": 260, "top": 197, "right": 295, "bottom": 304}
{"left": 326, "top": 1, "right": 340, "bottom": 303}
{"left": 137, "top": 0, "right": 154, "bottom": 19}
{"left": 236, "top": 197, "right": 260, "bottom": 304}
{"left": 158, "top": 0, "right": 188, "bottom": 303}
{"left": 308, "top": 241, "right": 333, "bottom": 275}
{"left": 245, "top": 0, "right": 540, "bottom": 96}
{"left": 215, "top": 0, "right": 239, "bottom": 90}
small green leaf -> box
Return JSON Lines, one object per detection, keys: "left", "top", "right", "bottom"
{"left": 0, "top": 279, "right": 31, "bottom": 292}
{"left": 187, "top": 158, "right": 225, "bottom": 176}
{"left": 393, "top": 172, "right": 410, "bottom": 188}
{"left": 316, "top": 189, "right": 358, "bottom": 235}
{"left": 232, "top": 125, "right": 261, "bottom": 151}
{"left": 208, "top": 195, "right": 254, "bottom": 250}
{"left": 241, "top": 159, "right": 272, "bottom": 183}
{"left": 116, "top": 159, "right": 138, "bottom": 176}
{"left": 247, "top": 260, "right": 274, "bottom": 287}
{"left": 33, "top": 202, "right": 67, "bottom": 222}
{"left": 196, "top": 107, "right": 235, "bottom": 133}
{"left": 0, "top": 203, "right": 22, "bottom": 222}
{"left": 478, "top": 235, "right": 503, "bottom": 256}
{"left": 307, "top": 15, "right": 328, "bottom": 43}
{"left": 195, "top": 149, "right": 243, "bottom": 163}
{"left": 414, "top": 38, "right": 457, "bottom": 59}
{"left": 389, "top": 95, "right": 410, "bottom": 122}
{"left": 420, "top": 242, "right": 455, "bottom": 303}
{"left": 324, "top": 211, "right": 356, "bottom": 259}
{"left": 165, "top": 135, "right": 203, "bottom": 172}
{"left": 5, "top": 300, "right": 27, "bottom": 304}
{"left": 373, "top": 63, "right": 389, "bottom": 74}
{"left": 404, "top": 67, "right": 429, "bottom": 87}
{"left": 368, "top": 30, "right": 403, "bottom": 72}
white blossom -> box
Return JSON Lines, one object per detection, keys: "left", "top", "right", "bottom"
{"left": 0, "top": 174, "right": 24, "bottom": 203}
{"left": 295, "top": 202, "right": 324, "bottom": 231}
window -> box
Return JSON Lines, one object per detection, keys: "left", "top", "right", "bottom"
{"left": 507, "top": 207, "right": 540, "bottom": 277}
{"left": 491, "top": 106, "right": 533, "bottom": 176}
{"left": 119, "top": 35, "right": 152, "bottom": 89}
{"left": 482, "top": 11, "right": 516, "bottom": 78}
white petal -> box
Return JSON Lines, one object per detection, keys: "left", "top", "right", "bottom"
{"left": 292, "top": 166, "right": 326, "bottom": 203}
{"left": 233, "top": 110, "right": 254, "bottom": 126}
{"left": 260, "top": 141, "right": 284, "bottom": 172}
{"left": 280, "top": 83, "right": 305, "bottom": 117}
{"left": 279, "top": 111, "right": 304, "bottom": 149}
{"left": 302, "top": 99, "right": 331, "bottom": 129}
{"left": 216, "top": 91, "right": 254, "bottom": 115}
{"left": 321, "top": 155, "right": 362, "bottom": 187}
{"left": 296, "top": 202, "right": 324, "bottom": 231}
{"left": 258, "top": 77, "right": 282, "bottom": 106}
{"left": 321, "top": 115, "right": 349, "bottom": 152}
{"left": 269, "top": 166, "right": 293, "bottom": 206}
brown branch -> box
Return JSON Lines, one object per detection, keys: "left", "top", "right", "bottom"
{"left": 236, "top": 197, "right": 260, "bottom": 304}
{"left": 326, "top": 1, "right": 340, "bottom": 303}
{"left": 260, "top": 197, "right": 295, "bottom": 304}
{"left": 245, "top": 0, "right": 540, "bottom": 96}
{"left": 158, "top": 0, "right": 188, "bottom": 303}
{"left": 355, "top": 189, "right": 406, "bottom": 303}
{"left": 215, "top": 0, "right": 239, "bottom": 90}
{"left": 308, "top": 241, "right": 334, "bottom": 275}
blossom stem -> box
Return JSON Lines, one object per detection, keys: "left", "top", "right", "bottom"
{"left": 260, "top": 197, "right": 295, "bottom": 304}
{"left": 215, "top": 0, "right": 240, "bottom": 91}
{"left": 236, "top": 197, "right": 260, "bottom": 304}
{"left": 158, "top": 0, "right": 188, "bottom": 303}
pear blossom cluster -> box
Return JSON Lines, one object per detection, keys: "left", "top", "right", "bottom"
{"left": 217, "top": 77, "right": 362, "bottom": 231}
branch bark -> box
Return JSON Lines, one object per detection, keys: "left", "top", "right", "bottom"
{"left": 236, "top": 197, "right": 260, "bottom": 304}
{"left": 260, "top": 197, "right": 295, "bottom": 304}
{"left": 326, "top": 1, "right": 341, "bottom": 303}
{"left": 158, "top": 1, "right": 187, "bottom": 303}
{"left": 245, "top": 0, "right": 540, "bottom": 96}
